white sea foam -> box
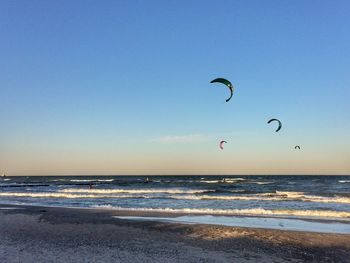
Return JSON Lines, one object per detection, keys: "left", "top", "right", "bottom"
{"left": 69, "top": 179, "right": 114, "bottom": 182}
{"left": 97, "top": 179, "right": 114, "bottom": 182}
{"left": 339, "top": 180, "right": 350, "bottom": 183}
{"left": 222, "top": 178, "right": 246, "bottom": 183}
{"left": 275, "top": 191, "right": 350, "bottom": 204}
{"left": 275, "top": 191, "right": 305, "bottom": 197}
{"left": 59, "top": 188, "right": 209, "bottom": 194}
{"left": 200, "top": 180, "right": 220, "bottom": 184}
{"left": 94, "top": 206, "right": 350, "bottom": 219}
{"left": 251, "top": 181, "right": 274, "bottom": 185}
{"left": 169, "top": 191, "right": 350, "bottom": 204}
{"left": 0, "top": 192, "right": 149, "bottom": 199}
{"left": 169, "top": 194, "right": 279, "bottom": 201}
{"left": 227, "top": 178, "right": 245, "bottom": 181}
{"left": 70, "top": 179, "right": 95, "bottom": 182}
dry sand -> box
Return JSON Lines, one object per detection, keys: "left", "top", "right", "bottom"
{"left": 0, "top": 204, "right": 350, "bottom": 263}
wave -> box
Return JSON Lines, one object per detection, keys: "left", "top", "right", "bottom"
{"left": 230, "top": 189, "right": 246, "bottom": 193}
{"left": 51, "top": 179, "right": 67, "bottom": 182}
{"left": 97, "top": 179, "right": 114, "bottom": 182}
{"left": 59, "top": 188, "right": 210, "bottom": 194}
{"left": 91, "top": 206, "right": 350, "bottom": 219}
{"left": 224, "top": 178, "right": 245, "bottom": 181}
{"left": 169, "top": 191, "right": 350, "bottom": 204}
{"left": 0, "top": 184, "right": 50, "bottom": 188}
{"left": 169, "top": 194, "right": 270, "bottom": 201}
{"left": 250, "top": 181, "right": 274, "bottom": 185}
{"left": 270, "top": 191, "right": 350, "bottom": 204}
{"left": 200, "top": 178, "right": 246, "bottom": 184}
{"left": 274, "top": 191, "right": 305, "bottom": 197}
{"left": 0, "top": 192, "right": 151, "bottom": 199}
{"left": 339, "top": 180, "right": 350, "bottom": 183}
{"left": 2, "top": 189, "right": 350, "bottom": 204}
{"left": 69, "top": 179, "right": 96, "bottom": 182}
{"left": 222, "top": 178, "right": 246, "bottom": 183}
{"left": 68, "top": 179, "right": 114, "bottom": 183}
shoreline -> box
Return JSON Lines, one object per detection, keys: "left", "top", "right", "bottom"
{"left": 1, "top": 203, "right": 350, "bottom": 234}
{"left": 1, "top": 204, "right": 350, "bottom": 262}
{"left": 2, "top": 203, "right": 350, "bottom": 224}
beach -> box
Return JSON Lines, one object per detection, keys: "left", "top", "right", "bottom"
{"left": 2, "top": 0, "right": 350, "bottom": 262}
{"left": 1, "top": 204, "right": 350, "bottom": 263}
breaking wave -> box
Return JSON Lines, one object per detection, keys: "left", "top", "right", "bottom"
{"left": 1, "top": 190, "right": 350, "bottom": 204}
{"left": 59, "top": 188, "right": 210, "bottom": 194}
{"left": 169, "top": 192, "right": 350, "bottom": 204}
{"left": 0, "top": 192, "right": 149, "bottom": 199}
{"left": 200, "top": 180, "right": 220, "bottom": 184}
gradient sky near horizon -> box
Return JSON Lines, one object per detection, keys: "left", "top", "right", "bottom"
{"left": 1, "top": 0, "right": 349, "bottom": 175}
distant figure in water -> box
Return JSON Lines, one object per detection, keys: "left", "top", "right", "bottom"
{"left": 89, "top": 183, "right": 93, "bottom": 189}
{"left": 221, "top": 178, "right": 226, "bottom": 183}
{"left": 144, "top": 177, "right": 149, "bottom": 183}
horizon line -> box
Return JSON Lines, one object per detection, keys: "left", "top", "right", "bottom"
{"left": 4, "top": 174, "right": 350, "bottom": 177}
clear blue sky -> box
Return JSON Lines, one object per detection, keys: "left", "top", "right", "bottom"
{"left": 1, "top": 0, "right": 349, "bottom": 175}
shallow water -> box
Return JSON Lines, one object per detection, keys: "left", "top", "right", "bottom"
{"left": 114, "top": 215, "right": 350, "bottom": 234}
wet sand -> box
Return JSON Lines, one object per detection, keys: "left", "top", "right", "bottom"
{"left": 1, "top": 204, "right": 350, "bottom": 263}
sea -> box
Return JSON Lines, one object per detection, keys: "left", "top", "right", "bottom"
{"left": 1, "top": 175, "right": 350, "bottom": 232}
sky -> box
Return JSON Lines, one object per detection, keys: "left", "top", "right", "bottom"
{"left": 0, "top": 0, "right": 349, "bottom": 175}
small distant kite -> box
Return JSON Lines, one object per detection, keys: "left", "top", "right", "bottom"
{"left": 219, "top": 140, "right": 227, "bottom": 150}
{"left": 210, "top": 78, "right": 234, "bottom": 102}
{"left": 267, "top": 118, "right": 282, "bottom": 132}
{"left": 295, "top": 146, "right": 301, "bottom": 150}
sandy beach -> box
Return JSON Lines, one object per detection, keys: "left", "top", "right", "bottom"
{"left": 0, "top": 204, "right": 349, "bottom": 263}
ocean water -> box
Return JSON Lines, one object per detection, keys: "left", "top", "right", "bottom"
{"left": 1, "top": 175, "right": 350, "bottom": 221}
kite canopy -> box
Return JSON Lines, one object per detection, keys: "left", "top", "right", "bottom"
{"left": 295, "top": 145, "right": 301, "bottom": 150}
{"left": 210, "top": 78, "right": 234, "bottom": 102}
{"left": 267, "top": 118, "right": 282, "bottom": 132}
{"left": 219, "top": 140, "right": 227, "bottom": 150}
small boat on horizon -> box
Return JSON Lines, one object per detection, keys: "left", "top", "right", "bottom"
{"left": 1, "top": 173, "right": 6, "bottom": 177}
